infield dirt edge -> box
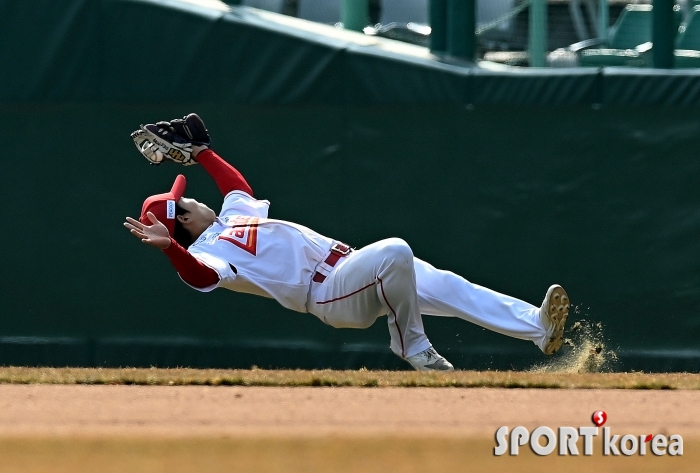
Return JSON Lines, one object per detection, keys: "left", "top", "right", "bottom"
{"left": 1, "top": 367, "right": 699, "bottom": 389}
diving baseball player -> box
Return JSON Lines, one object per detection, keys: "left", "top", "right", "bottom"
{"left": 125, "top": 114, "right": 570, "bottom": 371}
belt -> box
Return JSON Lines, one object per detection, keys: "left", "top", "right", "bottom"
{"left": 312, "top": 242, "right": 352, "bottom": 283}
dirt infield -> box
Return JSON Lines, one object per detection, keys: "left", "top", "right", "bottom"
{"left": 2, "top": 370, "right": 699, "bottom": 472}
{"left": 2, "top": 384, "right": 700, "bottom": 438}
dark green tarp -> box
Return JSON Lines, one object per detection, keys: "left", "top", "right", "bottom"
{"left": 1, "top": 0, "right": 699, "bottom": 371}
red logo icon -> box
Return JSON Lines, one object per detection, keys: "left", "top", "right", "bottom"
{"left": 592, "top": 410, "right": 607, "bottom": 427}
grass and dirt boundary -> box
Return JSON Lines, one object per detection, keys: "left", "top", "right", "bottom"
{"left": 2, "top": 366, "right": 699, "bottom": 389}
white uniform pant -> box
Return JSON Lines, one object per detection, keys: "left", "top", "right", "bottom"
{"left": 307, "top": 238, "right": 548, "bottom": 359}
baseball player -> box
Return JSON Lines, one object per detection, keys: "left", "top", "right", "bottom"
{"left": 125, "top": 114, "right": 570, "bottom": 371}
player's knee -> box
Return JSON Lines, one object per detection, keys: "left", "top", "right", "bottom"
{"left": 326, "top": 316, "right": 376, "bottom": 330}
{"left": 383, "top": 238, "right": 414, "bottom": 263}
{"left": 352, "top": 318, "right": 376, "bottom": 329}
{"left": 379, "top": 238, "right": 415, "bottom": 275}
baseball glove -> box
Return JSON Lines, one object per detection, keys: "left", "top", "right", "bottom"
{"left": 130, "top": 113, "right": 211, "bottom": 166}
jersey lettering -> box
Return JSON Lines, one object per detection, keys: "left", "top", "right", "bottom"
{"left": 218, "top": 216, "right": 259, "bottom": 256}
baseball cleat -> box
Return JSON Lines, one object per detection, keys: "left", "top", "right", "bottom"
{"left": 540, "top": 284, "right": 570, "bottom": 355}
{"left": 405, "top": 346, "right": 455, "bottom": 371}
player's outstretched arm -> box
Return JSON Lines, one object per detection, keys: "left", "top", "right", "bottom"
{"left": 124, "top": 212, "right": 171, "bottom": 249}
{"left": 124, "top": 211, "right": 220, "bottom": 288}
{"left": 193, "top": 147, "right": 254, "bottom": 197}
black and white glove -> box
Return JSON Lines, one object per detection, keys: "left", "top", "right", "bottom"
{"left": 130, "top": 113, "right": 211, "bottom": 166}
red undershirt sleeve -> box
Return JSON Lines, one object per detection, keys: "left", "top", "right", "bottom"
{"left": 160, "top": 149, "right": 249, "bottom": 288}
{"left": 162, "top": 238, "right": 220, "bottom": 288}
{"left": 196, "top": 149, "right": 254, "bottom": 196}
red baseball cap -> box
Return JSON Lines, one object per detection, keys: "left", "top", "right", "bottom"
{"left": 139, "top": 174, "right": 187, "bottom": 235}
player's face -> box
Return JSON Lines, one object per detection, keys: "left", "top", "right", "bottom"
{"left": 178, "top": 197, "right": 216, "bottom": 227}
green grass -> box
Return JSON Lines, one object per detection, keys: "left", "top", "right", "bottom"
{"left": 1, "top": 367, "right": 699, "bottom": 389}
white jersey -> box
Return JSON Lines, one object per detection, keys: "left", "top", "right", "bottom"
{"left": 185, "top": 190, "right": 335, "bottom": 313}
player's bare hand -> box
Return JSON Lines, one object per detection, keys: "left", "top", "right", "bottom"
{"left": 123, "top": 212, "right": 172, "bottom": 249}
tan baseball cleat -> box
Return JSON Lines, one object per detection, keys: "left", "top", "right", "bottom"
{"left": 540, "top": 284, "right": 570, "bottom": 355}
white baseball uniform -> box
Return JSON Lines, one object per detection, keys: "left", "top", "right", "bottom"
{"left": 184, "top": 189, "right": 550, "bottom": 359}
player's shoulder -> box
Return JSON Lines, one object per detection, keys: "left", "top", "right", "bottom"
{"left": 221, "top": 190, "right": 270, "bottom": 218}
{"left": 223, "top": 189, "right": 267, "bottom": 202}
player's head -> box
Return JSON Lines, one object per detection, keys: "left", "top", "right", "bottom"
{"left": 140, "top": 175, "right": 216, "bottom": 247}
{"left": 174, "top": 197, "right": 216, "bottom": 246}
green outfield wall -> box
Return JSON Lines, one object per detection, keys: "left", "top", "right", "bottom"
{"left": 1, "top": 0, "right": 699, "bottom": 371}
